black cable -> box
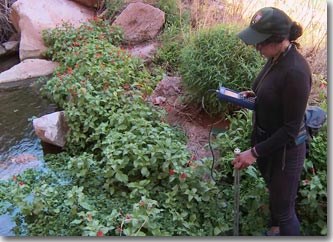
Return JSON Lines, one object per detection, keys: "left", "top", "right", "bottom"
{"left": 202, "top": 89, "right": 219, "bottom": 182}
{"left": 201, "top": 89, "right": 218, "bottom": 116}
{"left": 202, "top": 89, "right": 221, "bottom": 183}
{"left": 201, "top": 89, "right": 232, "bottom": 186}
{"left": 208, "top": 125, "right": 217, "bottom": 182}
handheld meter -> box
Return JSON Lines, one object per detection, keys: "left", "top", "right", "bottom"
{"left": 216, "top": 86, "right": 256, "bottom": 110}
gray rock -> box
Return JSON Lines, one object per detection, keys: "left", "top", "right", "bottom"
{"left": 0, "top": 59, "right": 58, "bottom": 84}
{"left": 126, "top": 41, "right": 158, "bottom": 62}
{"left": 113, "top": 2, "right": 165, "bottom": 43}
{"left": 10, "top": 0, "right": 94, "bottom": 60}
{"left": 2, "top": 41, "right": 19, "bottom": 53}
{"left": 33, "top": 111, "right": 69, "bottom": 148}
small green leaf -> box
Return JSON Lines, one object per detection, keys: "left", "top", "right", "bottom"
{"left": 70, "top": 219, "right": 82, "bottom": 225}
{"left": 141, "top": 167, "right": 150, "bottom": 177}
{"left": 115, "top": 172, "right": 128, "bottom": 183}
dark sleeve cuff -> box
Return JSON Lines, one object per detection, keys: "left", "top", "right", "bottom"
{"left": 251, "top": 147, "right": 259, "bottom": 158}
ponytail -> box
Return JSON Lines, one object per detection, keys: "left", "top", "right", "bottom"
{"left": 289, "top": 21, "right": 303, "bottom": 48}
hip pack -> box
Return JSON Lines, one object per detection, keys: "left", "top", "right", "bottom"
{"left": 295, "top": 106, "right": 327, "bottom": 156}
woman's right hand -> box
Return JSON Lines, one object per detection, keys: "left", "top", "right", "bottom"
{"left": 239, "top": 90, "right": 255, "bottom": 97}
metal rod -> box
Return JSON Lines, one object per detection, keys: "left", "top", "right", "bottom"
{"left": 233, "top": 148, "right": 241, "bottom": 236}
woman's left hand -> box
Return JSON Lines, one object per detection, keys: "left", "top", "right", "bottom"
{"left": 232, "top": 149, "right": 257, "bottom": 170}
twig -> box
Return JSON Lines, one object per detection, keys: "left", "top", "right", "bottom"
{"left": 134, "top": 217, "right": 148, "bottom": 236}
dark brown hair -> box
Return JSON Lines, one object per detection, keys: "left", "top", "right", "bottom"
{"left": 289, "top": 21, "right": 303, "bottom": 47}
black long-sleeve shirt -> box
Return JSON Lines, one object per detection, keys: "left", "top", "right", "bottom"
{"left": 252, "top": 44, "right": 312, "bottom": 157}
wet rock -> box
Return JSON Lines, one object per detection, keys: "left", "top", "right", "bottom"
{"left": 0, "top": 59, "right": 58, "bottom": 84}
{"left": 33, "top": 111, "right": 69, "bottom": 148}
{"left": 0, "top": 158, "right": 41, "bottom": 181}
{"left": 9, "top": 153, "right": 38, "bottom": 164}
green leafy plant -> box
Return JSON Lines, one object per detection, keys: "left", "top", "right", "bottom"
{"left": 213, "top": 109, "right": 327, "bottom": 236}
{"left": 42, "top": 19, "right": 123, "bottom": 64}
{"left": 212, "top": 110, "right": 269, "bottom": 235}
{"left": 298, "top": 123, "right": 327, "bottom": 235}
{"left": 153, "top": 0, "right": 191, "bottom": 74}
{"left": 179, "top": 24, "right": 264, "bottom": 115}
{"left": 0, "top": 19, "right": 239, "bottom": 236}
{"left": 99, "top": 0, "right": 125, "bottom": 22}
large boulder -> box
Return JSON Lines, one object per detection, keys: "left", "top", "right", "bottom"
{"left": 0, "top": 59, "right": 58, "bottom": 84}
{"left": 9, "top": 0, "right": 94, "bottom": 60}
{"left": 112, "top": 2, "right": 165, "bottom": 44}
{"left": 33, "top": 111, "right": 69, "bottom": 148}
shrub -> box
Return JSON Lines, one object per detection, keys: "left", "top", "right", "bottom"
{"left": 153, "top": 0, "right": 191, "bottom": 74}
{"left": 98, "top": 0, "right": 124, "bottom": 22}
{"left": 298, "top": 123, "right": 327, "bottom": 235}
{"left": 42, "top": 19, "right": 123, "bottom": 64}
{"left": 179, "top": 24, "right": 264, "bottom": 116}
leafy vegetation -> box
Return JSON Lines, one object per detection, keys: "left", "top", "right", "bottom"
{"left": 212, "top": 110, "right": 327, "bottom": 235}
{"left": 298, "top": 122, "right": 327, "bottom": 235}
{"left": 153, "top": 0, "right": 191, "bottom": 74}
{"left": 0, "top": 0, "right": 327, "bottom": 237}
{"left": 179, "top": 25, "right": 264, "bottom": 115}
{"left": 0, "top": 18, "right": 235, "bottom": 236}
{"left": 97, "top": 0, "right": 125, "bottom": 22}
{"left": 212, "top": 110, "right": 270, "bottom": 235}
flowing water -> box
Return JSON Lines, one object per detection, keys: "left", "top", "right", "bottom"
{"left": 0, "top": 80, "right": 57, "bottom": 235}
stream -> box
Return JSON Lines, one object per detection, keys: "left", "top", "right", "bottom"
{"left": 0, "top": 80, "right": 57, "bottom": 236}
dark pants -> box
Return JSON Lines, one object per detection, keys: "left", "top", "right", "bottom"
{"left": 257, "top": 143, "right": 306, "bottom": 236}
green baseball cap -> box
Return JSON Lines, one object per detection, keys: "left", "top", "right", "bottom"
{"left": 238, "top": 7, "right": 292, "bottom": 45}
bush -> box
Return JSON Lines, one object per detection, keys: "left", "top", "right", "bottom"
{"left": 153, "top": 0, "right": 191, "bottom": 74}
{"left": 42, "top": 19, "right": 123, "bottom": 64}
{"left": 179, "top": 24, "right": 264, "bottom": 116}
{"left": 98, "top": 0, "right": 124, "bottom": 22}
{"left": 298, "top": 123, "right": 327, "bottom": 235}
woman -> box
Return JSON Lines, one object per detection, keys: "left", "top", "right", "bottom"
{"left": 232, "top": 7, "right": 312, "bottom": 236}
